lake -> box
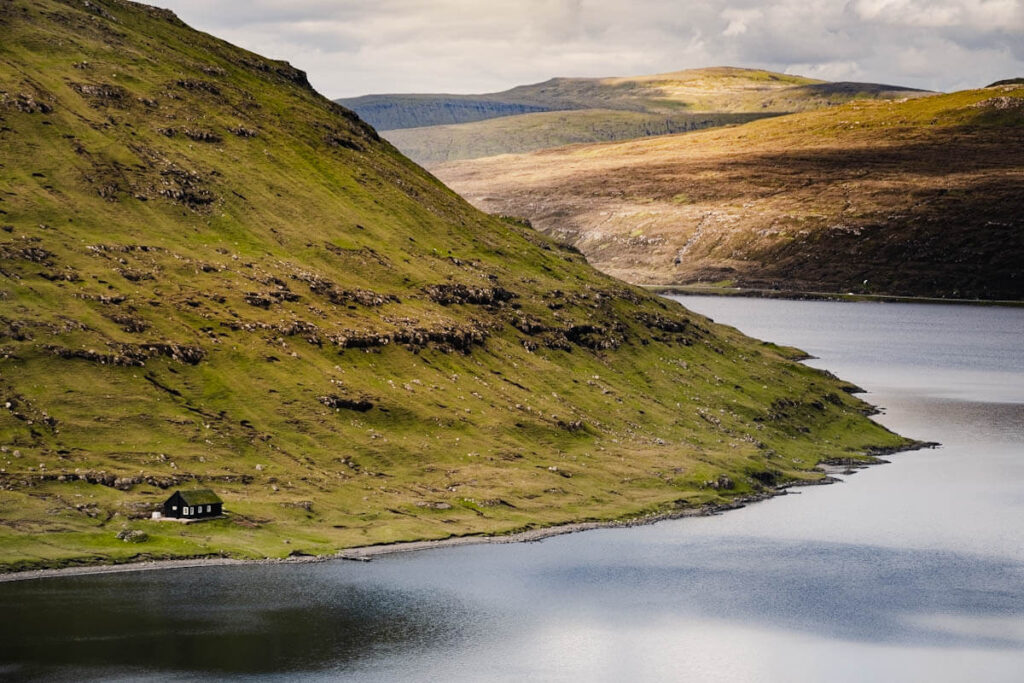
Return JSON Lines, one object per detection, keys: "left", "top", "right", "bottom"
{"left": 2, "top": 296, "right": 1022, "bottom": 682}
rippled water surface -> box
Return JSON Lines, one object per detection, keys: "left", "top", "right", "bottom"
{"left": 2, "top": 297, "right": 1022, "bottom": 682}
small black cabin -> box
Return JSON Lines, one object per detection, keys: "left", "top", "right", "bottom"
{"left": 163, "top": 489, "right": 223, "bottom": 519}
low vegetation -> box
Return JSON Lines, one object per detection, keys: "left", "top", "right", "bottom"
{"left": 342, "top": 67, "right": 928, "bottom": 163}
{"left": 437, "top": 85, "right": 1024, "bottom": 300}
{"left": 0, "top": 0, "right": 909, "bottom": 571}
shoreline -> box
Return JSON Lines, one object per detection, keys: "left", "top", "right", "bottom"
{"left": 0, "top": 441, "right": 936, "bottom": 584}
{"left": 644, "top": 285, "right": 1024, "bottom": 308}
{"left": 0, "top": 495, "right": 778, "bottom": 583}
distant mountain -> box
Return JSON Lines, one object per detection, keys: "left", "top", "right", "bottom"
{"left": 338, "top": 67, "right": 927, "bottom": 131}
{"left": 0, "top": 0, "right": 906, "bottom": 570}
{"left": 988, "top": 77, "right": 1024, "bottom": 87}
{"left": 437, "top": 84, "right": 1024, "bottom": 300}
{"left": 328, "top": 95, "right": 551, "bottom": 131}
{"left": 338, "top": 67, "right": 930, "bottom": 164}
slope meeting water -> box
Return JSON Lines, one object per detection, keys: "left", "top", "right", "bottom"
{"left": 0, "top": 297, "right": 1020, "bottom": 682}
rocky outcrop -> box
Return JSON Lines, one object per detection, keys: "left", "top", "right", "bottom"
{"left": 157, "top": 167, "right": 215, "bottom": 208}
{"left": 45, "top": 342, "right": 205, "bottom": 366}
{"left": 294, "top": 272, "right": 397, "bottom": 307}
{"left": 328, "top": 322, "right": 489, "bottom": 354}
{"left": 318, "top": 394, "right": 373, "bottom": 412}
{"left": 425, "top": 283, "right": 517, "bottom": 306}
{"left": 0, "top": 91, "right": 52, "bottom": 114}
{"left": 70, "top": 81, "right": 128, "bottom": 106}
{"left": 115, "top": 529, "right": 149, "bottom": 543}
{"left": 244, "top": 290, "right": 301, "bottom": 308}
{"left": 0, "top": 240, "right": 54, "bottom": 264}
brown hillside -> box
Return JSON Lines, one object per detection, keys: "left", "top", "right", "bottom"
{"left": 436, "top": 87, "right": 1024, "bottom": 300}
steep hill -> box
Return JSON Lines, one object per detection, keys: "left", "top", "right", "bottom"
{"left": 437, "top": 87, "right": 1024, "bottom": 300}
{"left": 0, "top": 0, "right": 907, "bottom": 571}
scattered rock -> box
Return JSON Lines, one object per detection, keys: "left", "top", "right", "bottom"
{"left": 115, "top": 529, "right": 149, "bottom": 543}
{"left": 415, "top": 501, "right": 453, "bottom": 510}
{"left": 0, "top": 91, "right": 53, "bottom": 114}
{"left": 704, "top": 475, "right": 735, "bottom": 490}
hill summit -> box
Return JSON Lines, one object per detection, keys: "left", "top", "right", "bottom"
{"left": 0, "top": 0, "right": 905, "bottom": 569}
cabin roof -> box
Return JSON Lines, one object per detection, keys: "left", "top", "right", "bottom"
{"left": 172, "top": 489, "right": 222, "bottom": 505}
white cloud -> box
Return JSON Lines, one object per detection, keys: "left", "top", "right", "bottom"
{"left": 721, "top": 8, "right": 763, "bottom": 36}
{"left": 155, "top": 0, "right": 1024, "bottom": 98}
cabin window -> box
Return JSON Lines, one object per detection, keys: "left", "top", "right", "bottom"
{"left": 206, "top": 505, "right": 211, "bottom": 512}
{"left": 172, "top": 505, "right": 177, "bottom": 511}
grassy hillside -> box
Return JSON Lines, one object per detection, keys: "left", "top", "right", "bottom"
{"left": 0, "top": 0, "right": 908, "bottom": 571}
{"left": 338, "top": 67, "right": 927, "bottom": 130}
{"left": 384, "top": 109, "right": 776, "bottom": 165}
{"left": 437, "top": 86, "right": 1024, "bottom": 300}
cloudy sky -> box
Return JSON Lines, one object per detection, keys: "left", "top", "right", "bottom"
{"left": 157, "top": 0, "right": 1024, "bottom": 98}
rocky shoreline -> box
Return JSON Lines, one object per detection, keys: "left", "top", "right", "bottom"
{"left": 0, "top": 439, "right": 938, "bottom": 583}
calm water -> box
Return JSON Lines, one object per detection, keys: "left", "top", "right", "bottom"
{"left": 2, "top": 297, "right": 1022, "bottom": 682}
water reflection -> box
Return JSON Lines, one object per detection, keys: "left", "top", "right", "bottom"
{"left": 0, "top": 565, "right": 470, "bottom": 677}
{"left": 533, "top": 538, "right": 1024, "bottom": 649}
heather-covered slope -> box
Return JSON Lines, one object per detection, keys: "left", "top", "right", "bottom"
{"left": 0, "top": 0, "right": 906, "bottom": 570}
{"left": 437, "top": 87, "right": 1024, "bottom": 300}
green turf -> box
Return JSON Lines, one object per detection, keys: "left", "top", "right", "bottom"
{"left": 0, "top": 0, "right": 909, "bottom": 571}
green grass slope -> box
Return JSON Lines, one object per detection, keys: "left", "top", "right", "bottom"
{"left": 437, "top": 86, "right": 1024, "bottom": 300}
{"left": 0, "top": 0, "right": 907, "bottom": 571}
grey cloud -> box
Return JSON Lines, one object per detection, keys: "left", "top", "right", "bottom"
{"left": 157, "top": 0, "right": 1024, "bottom": 98}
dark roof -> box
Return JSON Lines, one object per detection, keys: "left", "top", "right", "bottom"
{"left": 172, "top": 489, "right": 222, "bottom": 505}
